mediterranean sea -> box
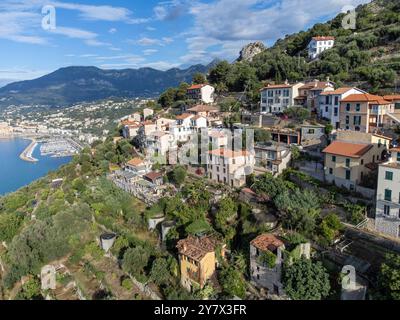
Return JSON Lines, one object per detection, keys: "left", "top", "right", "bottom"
{"left": 0, "top": 138, "right": 71, "bottom": 195}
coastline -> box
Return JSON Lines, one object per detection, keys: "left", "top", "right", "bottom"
{"left": 19, "top": 139, "right": 39, "bottom": 162}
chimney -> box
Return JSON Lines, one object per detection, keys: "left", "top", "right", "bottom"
{"left": 284, "top": 79, "right": 289, "bottom": 85}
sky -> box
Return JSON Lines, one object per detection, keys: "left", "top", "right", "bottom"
{"left": 0, "top": 0, "right": 372, "bottom": 85}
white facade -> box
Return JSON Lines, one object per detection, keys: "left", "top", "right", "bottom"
{"left": 187, "top": 84, "right": 215, "bottom": 104}
{"left": 170, "top": 114, "right": 195, "bottom": 142}
{"left": 207, "top": 148, "right": 255, "bottom": 188}
{"left": 319, "top": 88, "right": 365, "bottom": 129}
{"left": 375, "top": 149, "right": 400, "bottom": 239}
{"left": 190, "top": 116, "right": 207, "bottom": 130}
{"left": 260, "top": 82, "right": 304, "bottom": 114}
{"left": 308, "top": 37, "right": 335, "bottom": 59}
{"left": 146, "top": 131, "right": 174, "bottom": 156}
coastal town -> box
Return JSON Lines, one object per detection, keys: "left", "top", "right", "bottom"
{"left": 0, "top": 0, "right": 400, "bottom": 304}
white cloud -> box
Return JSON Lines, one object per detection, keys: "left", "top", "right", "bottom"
{"left": 130, "top": 37, "right": 174, "bottom": 47}
{"left": 48, "top": 27, "right": 97, "bottom": 39}
{"left": 142, "top": 61, "right": 180, "bottom": 71}
{"left": 143, "top": 49, "right": 158, "bottom": 56}
{"left": 109, "top": 28, "right": 117, "bottom": 34}
{"left": 154, "top": 0, "right": 188, "bottom": 21}
{"left": 0, "top": 11, "right": 47, "bottom": 44}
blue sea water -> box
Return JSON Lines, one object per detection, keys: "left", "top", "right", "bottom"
{"left": 0, "top": 138, "right": 71, "bottom": 195}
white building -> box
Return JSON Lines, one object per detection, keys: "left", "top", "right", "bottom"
{"left": 187, "top": 84, "right": 215, "bottom": 104}
{"left": 207, "top": 148, "right": 254, "bottom": 188}
{"left": 146, "top": 131, "right": 174, "bottom": 156}
{"left": 308, "top": 36, "right": 335, "bottom": 60}
{"left": 170, "top": 113, "right": 195, "bottom": 142}
{"left": 375, "top": 147, "right": 400, "bottom": 239}
{"left": 190, "top": 115, "right": 207, "bottom": 131}
{"left": 319, "top": 87, "right": 366, "bottom": 129}
{"left": 260, "top": 82, "right": 304, "bottom": 114}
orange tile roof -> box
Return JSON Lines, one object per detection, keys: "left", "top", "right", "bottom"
{"left": 390, "top": 147, "right": 400, "bottom": 152}
{"left": 383, "top": 95, "right": 400, "bottom": 101}
{"left": 322, "top": 141, "right": 373, "bottom": 158}
{"left": 251, "top": 234, "right": 284, "bottom": 252}
{"left": 127, "top": 157, "right": 144, "bottom": 166}
{"left": 144, "top": 171, "right": 163, "bottom": 182}
{"left": 320, "top": 87, "right": 354, "bottom": 95}
{"left": 312, "top": 36, "right": 335, "bottom": 41}
{"left": 341, "top": 94, "right": 391, "bottom": 105}
{"left": 208, "top": 148, "right": 249, "bottom": 158}
{"left": 188, "top": 84, "right": 208, "bottom": 90}
{"left": 177, "top": 236, "right": 221, "bottom": 262}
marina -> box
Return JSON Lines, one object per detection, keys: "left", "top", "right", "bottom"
{"left": 39, "top": 138, "right": 82, "bottom": 158}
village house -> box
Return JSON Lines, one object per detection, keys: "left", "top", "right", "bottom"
{"left": 308, "top": 36, "right": 335, "bottom": 60}
{"left": 136, "top": 121, "right": 157, "bottom": 148}
{"left": 155, "top": 117, "right": 175, "bottom": 132}
{"left": 187, "top": 104, "right": 220, "bottom": 124}
{"left": 250, "top": 234, "right": 286, "bottom": 295}
{"left": 143, "top": 171, "right": 164, "bottom": 186}
{"left": 323, "top": 130, "right": 391, "bottom": 192}
{"left": 176, "top": 235, "right": 225, "bottom": 292}
{"left": 295, "top": 80, "right": 335, "bottom": 109}
{"left": 260, "top": 82, "right": 304, "bottom": 114}
{"left": 254, "top": 143, "right": 292, "bottom": 176}
{"left": 190, "top": 115, "right": 207, "bottom": 131}
{"left": 146, "top": 131, "right": 174, "bottom": 156}
{"left": 125, "top": 157, "right": 151, "bottom": 175}
{"left": 169, "top": 113, "right": 195, "bottom": 142}
{"left": 383, "top": 95, "right": 400, "bottom": 109}
{"left": 207, "top": 148, "right": 255, "bottom": 188}
{"left": 121, "top": 120, "right": 141, "bottom": 139}
{"left": 186, "top": 84, "right": 215, "bottom": 104}
{"left": 375, "top": 147, "right": 400, "bottom": 239}
{"left": 339, "top": 94, "right": 400, "bottom": 133}
{"left": 319, "top": 87, "right": 366, "bottom": 129}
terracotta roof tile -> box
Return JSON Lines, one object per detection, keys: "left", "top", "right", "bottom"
{"left": 208, "top": 148, "right": 250, "bottom": 158}
{"left": 250, "top": 234, "right": 284, "bottom": 252}
{"left": 127, "top": 157, "right": 144, "bottom": 166}
{"left": 322, "top": 141, "right": 373, "bottom": 158}
{"left": 177, "top": 236, "right": 221, "bottom": 262}
{"left": 341, "top": 94, "right": 391, "bottom": 105}
{"left": 312, "top": 36, "right": 335, "bottom": 41}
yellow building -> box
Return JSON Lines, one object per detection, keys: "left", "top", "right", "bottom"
{"left": 323, "top": 130, "right": 391, "bottom": 191}
{"left": 176, "top": 236, "right": 225, "bottom": 292}
{"left": 339, "top": 94, "right": 399, "bottom": 132}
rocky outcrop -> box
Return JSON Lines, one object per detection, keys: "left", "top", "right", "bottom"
{"left": 237, "top": 42, "right": 266, "bottom": 62}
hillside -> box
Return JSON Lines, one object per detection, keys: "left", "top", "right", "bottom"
{"left": 207, "top": 0, "right": 400, "bottom": 98}
{"left": 252, "top": 0, "right": 400, "bottom": 91}
{"left": 0, "top": 62, "right": 217, "bottom": 108}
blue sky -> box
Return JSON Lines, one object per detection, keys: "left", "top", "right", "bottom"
{"left": 0, "top": 0, "right": 371, "bottom": 85}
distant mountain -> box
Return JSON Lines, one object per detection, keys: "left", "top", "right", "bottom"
{"left": 0, "top": 62, "right": 216, "bottom": 107}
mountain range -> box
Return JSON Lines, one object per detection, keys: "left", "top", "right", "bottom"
{"left": 0, "top": 61, "right": 219, "bottom": 107}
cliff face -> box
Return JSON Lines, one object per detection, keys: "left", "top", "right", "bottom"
{"left": 237, "top": 42, "right": 267, "bottom": 62}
